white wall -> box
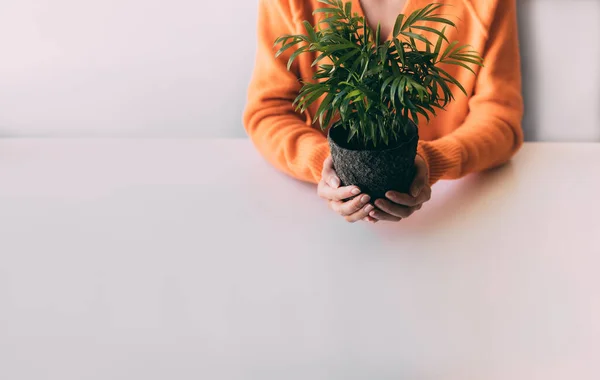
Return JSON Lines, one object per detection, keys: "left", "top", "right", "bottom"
{"left": 518, "top": 0, "right": 600, "bottom": 142}
{"left": 0, "top": 0, "right": 257, "bottom": 138}
{"left": 0, "top": 0, "right": 598, "bottom": 141}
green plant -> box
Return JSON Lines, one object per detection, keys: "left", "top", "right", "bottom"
{"left": 274, "top": 0, "right": 484, "bottom": 148}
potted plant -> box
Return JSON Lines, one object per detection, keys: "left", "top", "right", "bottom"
{"left": 274, "top": 0, "right": 483, "bottom": 199}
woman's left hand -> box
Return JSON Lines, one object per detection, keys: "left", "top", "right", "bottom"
{"left": 368, "top": 154, "right": 431, "bottom": 222}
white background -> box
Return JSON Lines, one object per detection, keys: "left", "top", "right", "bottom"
{"left": 0, "top": 0, "right": 598, "bottom": 141}
{"left": 1, "top": 140, "right": 600, "bottom": 379}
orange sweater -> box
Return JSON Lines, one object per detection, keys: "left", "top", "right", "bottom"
{"left": 243, "top": 0, "right": 524, "bottom": 185}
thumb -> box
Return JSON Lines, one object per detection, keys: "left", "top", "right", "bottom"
{"left": 322, "top": 155, "right": 340, "bottom": 188}
{"left": 410, "top": 155, "right": 428, "bottom": 197}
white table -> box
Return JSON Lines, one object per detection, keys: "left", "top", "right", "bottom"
{"left": 1, "top": 139, "right": 599, "bottom": 380}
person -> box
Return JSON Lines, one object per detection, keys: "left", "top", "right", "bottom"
{"left": 243, "top": 0, "right": 523, "bottom": 223}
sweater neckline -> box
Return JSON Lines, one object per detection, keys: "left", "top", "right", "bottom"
{"left": 350, "top": 0, "right": 413, "bottom": 42}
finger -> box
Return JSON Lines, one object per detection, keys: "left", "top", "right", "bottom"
{"left": 363, "top": 216, "right": 378, "bottom": 223}
{"left": 369, "top": 208, "right": 402, "bottom": 222}
{"left": 385, "top": 185, "right": 431, "bottom": 207}
{"left": 337, "top": 194, "right": 371, "bottom": 216}
{"left": 410, "top": 155, "right": 429, "bottom": 197}
{"left": 329, "top": 194, "right": 370, "bottom": 216}
{"left": 329, "top": 200, "right": 342, "bottom": 213}
{"left": 321, "top": 155, "right": 340, "bottom": 188}
{"left": 374, "top": 199, "right": 415, "bottom": 218}
{"left": 321, "top": 184, "right": 361, "bottom": 201}
{"left": 344, "top": 203, "right": 375, "bottom": 223}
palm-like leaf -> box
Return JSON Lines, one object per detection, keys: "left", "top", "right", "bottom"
{"left": 273, "top": 0, "right": 483, "bottom": 148}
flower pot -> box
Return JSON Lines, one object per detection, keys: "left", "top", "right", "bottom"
{"left": 327, "top": 120, "right": 418, "bottom": 200}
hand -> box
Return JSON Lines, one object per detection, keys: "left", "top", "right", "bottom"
{"left": 318, "top": 156, "right": 379, "bottom": 223}
{"left": 369, "top": 154, "right": 431, "bottom": 222}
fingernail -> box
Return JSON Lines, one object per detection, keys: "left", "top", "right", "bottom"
{"left": 351, "top": 187, "right": 361, "bottom": 195}
{"left": 411, "top": 188, "right": 420, "bottom": 197}
{"left": 369, "top": 210, "right": 377, "bottom": 217}
{"left": 361, "top": 195, "right": 370, "bottom": 203}
{"left": 365, "top": 205, "right": 374, "bottom": 212}
{"left": 330, "top": 177, "right": 340, "bottom": 188}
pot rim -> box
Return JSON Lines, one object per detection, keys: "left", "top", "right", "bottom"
{"left": 327, "top": 121, "right": 418, "bottom": 153}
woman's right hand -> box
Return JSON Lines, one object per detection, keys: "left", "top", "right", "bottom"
{"left": 318, "top": 156, "right": 377, "bottom": 223}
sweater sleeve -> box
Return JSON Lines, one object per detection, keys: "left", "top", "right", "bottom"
{"left": 243, "top": 0, "right": 330, "bottom": 184}
{"left": 416, "top": 0, "right": 524, "bottom": 185}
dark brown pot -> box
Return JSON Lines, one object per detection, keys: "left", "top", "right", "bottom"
{"left": 327, "top": 121, "right": 418, "bottom": 200}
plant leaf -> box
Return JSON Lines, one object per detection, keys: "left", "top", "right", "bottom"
{"left": 410, "top": 108, "right": 419, "bottom": 125}
{"left": 440, "top": 40, "right": 458, "bottom": 61}
{"left": 414, "top": 105, "right": 430, "bottom": 123}
{"left": 336, "top": 48, "right": 360, "bottom": 66}
{"left": 410, "top": 25, "right": 449, "bottom": 43}
{"left": 393, "top": 39, "right": 405, "bottom": 65}
{"left": 436, "top": 67, "right": 468, "bottom": 96}
{"left": 311, "top": 52, "right": 329, "bottom": 67}
{"left": 316, "top": 92, "right": 335, "bottom": 125}
{"left": 401, "top": 8, "right": 422, "bottom": 31}
{"left": 322, "top": 43, "right": 358, "bottom": 54}
{"left": 390, "top": 77, "right": 400, "bottom": 107}
{"left": 422, "top": 16, "right": 456, "bottom": 28}
{"left": 313, "top": 7, "right": 336, "bottom": 15}
{"left": 379, "top": 116, "right": 389, "bottom": 146}
{"left": 401, "top": 31, "right": 433, "bottom": 46}
{"left": 347, "top": 125, "right": 357, "bottom": 142}
{"left": 346, "top": 89, "right": 363, "bottom": 99}
{"left": 287, "top": 45, "right": 308, "bottom": 70}
{"left": 447, "top": 55, "right": 483, "bottom": 66}
{"left": 392, "top": 14, "right": 405, "bottom": 37}
{"left": 380, "top": 76, "right": 395, "bottom": 98}
{"left": 433, "top": 26, "right": 447, "bottom": 60}
{"left": 443, "top": 60, "right": 476, "bottom": 75}
{"left": 398, "top": 76, "right": 407, "bottom": 106}
{"left": 275, "top": 40, "right": 300, "bottom": 58}
{"left": 322, "top": 107, "right": 335, "bottom": 128}
{"left": 303, "top": 20, "right": 318, "bottom": 42}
